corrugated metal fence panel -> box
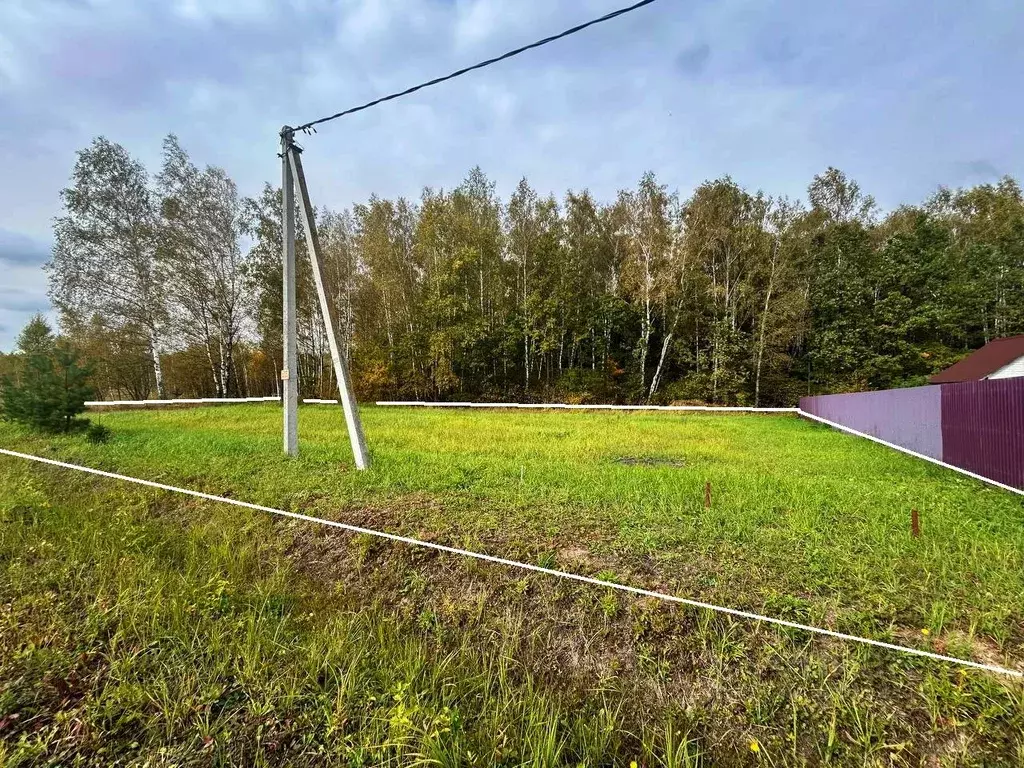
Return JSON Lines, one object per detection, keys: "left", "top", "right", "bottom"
{"left": 941, "top": 378, "right": 1024, "bottom": 490}
{"left": 799, "top": 386, "right": 943, "bottom": 459}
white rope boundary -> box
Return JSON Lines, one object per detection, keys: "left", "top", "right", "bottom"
{"left": 0, "top": 447, "right": 1019, "bottom": 679}
{"left": 83, "top": 397, "right": 796, "bottom": 414}
{"left": 797, "top": 410, "right": 1024, "bottom": 497}
{"left": 86, "top": 396, "right": 280, "bottom": 407}
{"left": 378, "top": 401, "right": 797, "bottom": 413}
{"left": 87, "top": 397, "right": 352, "bottom": 407}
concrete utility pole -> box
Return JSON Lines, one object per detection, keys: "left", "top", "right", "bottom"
{"left": 279, "top": 127, "right": 370, "bottom": 468}
{"left": 280, "top": 127, "right": 299, "bottom": 456}
{"left": 287, "top": 143, "right": 370, "bottom": 469}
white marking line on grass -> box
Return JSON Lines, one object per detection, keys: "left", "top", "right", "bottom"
{"left": 86, "top": 397, "right": 279, "bottom": 407}
{"left": 378, "top": 401, "right": 798, "bottom": 413}
{"left": 0, "top": 448, "right": 1020, "bottom": 680}
{"left": 797, "top": 410, "right": 1024, "bottom": 498}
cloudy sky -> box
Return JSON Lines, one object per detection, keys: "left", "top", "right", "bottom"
{"left": 1, "top": 0, "right": 1022, "bottom": 350}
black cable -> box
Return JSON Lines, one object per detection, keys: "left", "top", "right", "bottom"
{"left": 292, "top": 0, "right": 661, "bottom": 134}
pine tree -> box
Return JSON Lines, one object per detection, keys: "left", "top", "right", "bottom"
{"left": 1, "top": 344, "right": 94, "bottom": 433}
{"left": 16, "top": 314, "right": 55, "bottom": 356}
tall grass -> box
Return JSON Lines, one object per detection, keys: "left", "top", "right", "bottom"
{"left": 0, "top": 463, "right": 708, "bottom": 766}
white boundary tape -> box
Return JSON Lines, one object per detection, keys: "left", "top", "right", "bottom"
{"left": 84, "top": 397, "right": 795, "bottom": 414}
{"left": 86, "top": 396, "right": 279, "bottom": 407}
{"left": 798, "top": 410, "right": 1024, "bottom": 497}
{"left": 0, "top": 446, "right": 1019, "bottom": 679}
{"left": 378, "top": 401, "right": 797, "bottom": 413}
{"left": 88, "top": 397, "right": 347, "bottom": 407}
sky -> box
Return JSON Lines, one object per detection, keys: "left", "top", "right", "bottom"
{"left": 1, "top": 0, "right": 1022, "bottom": 350}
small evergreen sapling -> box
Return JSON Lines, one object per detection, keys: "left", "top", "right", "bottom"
{"left": 1, "top": 344, "right": 95, "bottom": 433}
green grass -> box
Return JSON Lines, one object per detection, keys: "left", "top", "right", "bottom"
{"left": 1, "top": 404, "right": 1023, "bottom": 765}
{"left": 1, "top": 463, "right": 697, "bottom": 766}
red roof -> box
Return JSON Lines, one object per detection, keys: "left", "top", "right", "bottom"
{"left": 930, "top": 335, "right": 1024, "bottom": 383}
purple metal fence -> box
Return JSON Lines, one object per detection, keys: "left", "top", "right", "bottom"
{"left": 800, "top": 379, "right": 1024, "bottom": 490}
{"left": 799, "top": 385, "right": 942, "bottom": 459}
{"left": 941, "top": 378, "right": 1024, "bottom": 490}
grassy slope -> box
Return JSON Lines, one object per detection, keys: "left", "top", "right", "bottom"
{"left": 2, "top": 462, "right": 677, "bottom": 766}
{"left": 1, "top": 404, "right": 1023, "bottom": 765}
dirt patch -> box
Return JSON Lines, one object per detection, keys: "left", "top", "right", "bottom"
{"left": 281, "top": 509, "right": 689, "bottom": 688}
{"left": 279, "top": 508, "right": 849, "bottom": 728}
{"left": 614, "top": 455, "right": 686, "bottom": 468}
{"left": 893, "top": 627, "right": 1024, "bottom": 675}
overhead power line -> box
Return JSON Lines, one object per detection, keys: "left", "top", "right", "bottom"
{"left": 292, "top": 0, "right": 661, "bottom": 134}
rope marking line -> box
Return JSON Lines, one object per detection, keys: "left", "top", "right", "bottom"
{"left": 86, "top": 396, "right": 279, "bottom": 407}
{"left": 1, "top": 447, "right": 1020, "bottom": 679}
{"left": 84, "top": 398, "right": 795, "bottom": 413}
{"left": 378, "top": 401, "right": 797, "bottom": 413}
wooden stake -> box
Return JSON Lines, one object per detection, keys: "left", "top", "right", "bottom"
{"left": 704, "top": 481, "right": 712, "bottom": 509}
{"left": 911, "top": 508, "right": 920, "bottom": 538}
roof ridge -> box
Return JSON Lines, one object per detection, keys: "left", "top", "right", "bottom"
{"left": 929, "top": 334, "right": 1024, "bottom": 383}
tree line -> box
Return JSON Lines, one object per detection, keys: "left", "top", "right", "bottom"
{"left": 15, "top": 135, "right": 1023, "bottom": 405}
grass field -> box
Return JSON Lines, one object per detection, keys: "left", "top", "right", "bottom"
{"left": 1, "top": 404, "right": 1022, "bottom": 765}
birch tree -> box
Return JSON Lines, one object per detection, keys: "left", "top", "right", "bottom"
{"left": 47, "top": 137, "right": 168, "bottom": 397}
{"left": 646, "top": 193, "right": 688, "bottom": 401}
{"left": 751, "top": 198, "right": 806, "bottom": 405}
{"left": 240, "top": 184, "right": 285, "bottom": 396}
{"left": 45, "top": 135, "right": 1024, "bottom": 405}
{"left": 618, "top": 172, "right": 673, "bottom": 396}
{"left": 352, "top": 196, "right": 426, "bottom": 396}
{"left": 414, "top": 188, "right": 462, "bottom": 395}
{"left": 563, "top": 191, "right": 613, "bottom": 371}
{"left": 682, "top": 178, "right": 767, "bottom": 402}
{"left": 157, "top": 135, "right": 246, "bottom": 396}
